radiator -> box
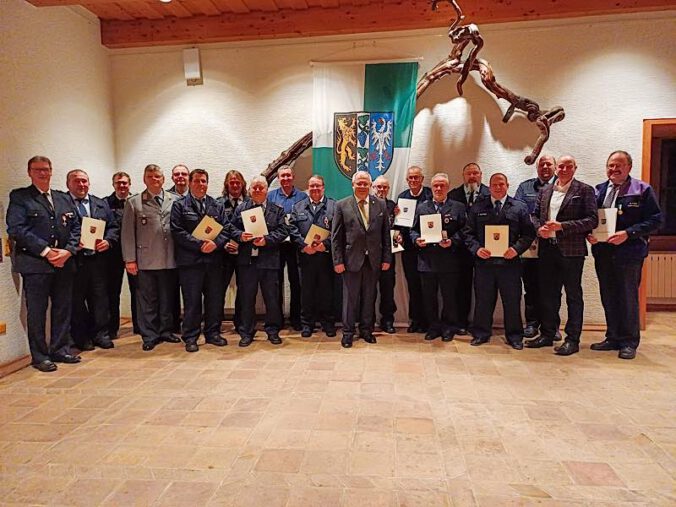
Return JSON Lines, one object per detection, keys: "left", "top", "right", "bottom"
{"left": 646, "top": 253, "right": 676, "bottom": 299}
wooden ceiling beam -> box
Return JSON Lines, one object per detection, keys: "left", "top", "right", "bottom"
{"left": 99, "top": 0, "right": 676, "bottom": 48}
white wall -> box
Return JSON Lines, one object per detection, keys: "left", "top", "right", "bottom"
{"left": 110, "top": 12, "right": 676, "bottom": 326}
{"left": 0, "top": 0, "right": 115, "bottom": 364}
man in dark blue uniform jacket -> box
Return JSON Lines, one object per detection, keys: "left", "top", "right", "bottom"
{"left": 588, "top": 151, "right": 662, "bottom": 360}
{"left": 289, "top": 175, "right": 337, "bottom": 338}
{"left": 463, "top": 173, "right": 535, "bottom": 350}
{"left": 171, "top": 169, "right": 231, "bottom": 353}
{"left": 67, "top": 169, "right": 119, "bottom": 351}
{"left": 410, "top": 173, "right": 466, "bottom": 342}
{"left": 6, "top": 156, "right": 81, "bottom": 372}
{"left": 373, "top": 176, "right": 399, "bottom": 334}
{"left": 230, "top": 176, "right": 289, "bottom": 347}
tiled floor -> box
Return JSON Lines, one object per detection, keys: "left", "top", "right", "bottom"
{"left": 1, "top": 313, "right": 675, "bottom": 506}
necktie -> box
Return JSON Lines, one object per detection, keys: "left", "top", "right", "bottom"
{"left": 494, "top": 200, "right": 502, "bottom": 215}
{"left": 434, "top": 202, "right": 442, "bottom": 213}
{"left": 76, "top": 198, "right": 88, "bottom": 217}
{"left": 42, "top": 192, "right": 54, "bottom": 213}
{"left": 603, "top": 184, "right": 619, "bottom": 209}
{"left": 154, "top": 195, "right": 163, "bottom": 207}
{"left": 358, "top": 199, "right": 369, "bottom": 226}
{"left": 468, "top": 191, "right": 475, "bottom": 206}
{"left": 198, "top": 199, "right": 205, "bottom": 215}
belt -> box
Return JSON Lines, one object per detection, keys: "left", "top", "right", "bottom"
{"left": 543, "top": 238, "right": 558, "bottom": 245}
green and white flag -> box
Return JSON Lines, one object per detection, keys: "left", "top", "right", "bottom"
{"left": 312, "top": 61, "right": 418, "bottom": 199}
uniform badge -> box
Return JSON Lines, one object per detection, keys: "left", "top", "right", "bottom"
{"left": 141, "top": 216, "right": 148, "bottom": 226}
{"left": 324, "top": 217, "right": 329, "bottom": 228}
{"left": 444, "top": 217, "right": 450, "bottom": 224}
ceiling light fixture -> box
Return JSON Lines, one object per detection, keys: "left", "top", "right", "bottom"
{"left": 159, "top": 0, "right": 172, "bottom": 4}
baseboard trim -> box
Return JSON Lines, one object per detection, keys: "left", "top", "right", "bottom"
{"left": 0, "top": 355, "right": 31, "bottom": 379}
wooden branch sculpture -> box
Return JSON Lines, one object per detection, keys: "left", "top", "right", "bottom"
{"left": 262, "top": 0, "right": 565, "bottom": 181}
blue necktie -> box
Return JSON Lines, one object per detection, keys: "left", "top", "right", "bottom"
{"left": 494, "top": 200, "right": 502, "bottom": 215}
{"left": 76, "top": 199, "right": 88, "bottom": 217}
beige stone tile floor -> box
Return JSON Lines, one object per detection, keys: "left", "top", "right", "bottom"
{"left": 1, "top": 312, "right": 675, "bottom": 506}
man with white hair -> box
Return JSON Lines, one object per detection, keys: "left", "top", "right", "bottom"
{"left": 230, "top": 175, "right": 289, "bottom": 347}
{"left": 332, "top": 171, "right": 392, "bottom": 348}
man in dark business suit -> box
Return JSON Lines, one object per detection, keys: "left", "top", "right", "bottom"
{"left": 448, "top": 162, "right": 491, "bottom": 334}
{"left": 373, "top": 175, "right": 399, "bottom": 334}
{"left": 587, "top": 151, "right": 662, "bottom": 360}
{"left": 332, "top": 171, "right": 392, "bottom": 349}
{"left": 527, "top": 155, "right": 598, "bottom": 356}
{"left": 171, "top": 169, "right": 230, "bottom": 353}
{"left": 410, "top": 173, "right": 467, "bottom": 342}
{"left": 105, "top": 171, "right": 139, "bottom": 337}
{"left": 289, "top": 175, "right": 337, "bottom": 338}
{"left": 464, "top": 173, "right": 535, "bottom": 350}
{"left": 6, "top": 156, "right": 81, "bottom": 372}
{"left": 67, "top": 169, "right": 119, "bottom": 351}
{"left": 230, "top": 176, "right": 289, "bottom": 347}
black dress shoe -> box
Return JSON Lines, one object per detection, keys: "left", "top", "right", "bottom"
{"left": 51, "top": 354, "right": 81, "bottom": 364}
{"left": 590, "top": 339, "right": 619, "bottom": 351}
{"left": 142, "top": 340, "right": 157, "bottom": 351}
{"left": 525, "top": 336, "right": 554, "bottom": 348}
{"left": 324, "top": 327, "right": 337, "bottom": 338}
{"left": 95, "top": 339, "right": 114, "bottom": 349}
{"left": 523, "top": 325, "right": 539, "bottom": 339}
{"left": 618, "top": 346, "right": 636, "bottom": 360}
{"left": 554, "top": 330, "right": 563, "bottom": 341}
{"left": 407, "top": 323, "right": 417, "bottom": 333}
{"left": 554, "top": 340, "right": 579, "bottom": 356}
{"left": 341, "top": 335, "right": 353, "bottom": 348}
{"left": 185, "top": 342, "right": 199, "bottom": 353}
{"left": 424, "top": 332, "right": 439, "bottom": 341}
{"left": 361, "top": 333, "right": 377, "bottom": 344}
{"left": 441, "top": 332, "right": 455, "bottom": 342}
{"left": 456, "top": 328, "right": 469, "bottom": 336}
{"left": 268, "top": 334, "right": 282, "bottom": 345}
{"left": 33, "top": 360, "right": 57, "bottom": 372}
{"left": 508, "top": 340, "right": 524, "bottom": 350}
{"left": 380, "top": 323, "right": 396, "bottom": 334}
{"left": 206, "top": 336, "right": 228, "bottom": 346}
{"left": 470, "top": 337, "right": 489, "bottom": 346}
{"left": 162, "top": 335, "right": 181, "bottom": 343}
{"left": 301, "top": 327, "right": 313, "bottom": 338}
{"left": 239, "top": 336, "right": 253, "bottom": 347}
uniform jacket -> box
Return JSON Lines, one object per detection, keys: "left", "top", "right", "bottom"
{"left": 230, "top": 200, "right": 288, "bottom": 269}
{"left": 591, "top": 176, "right": 662, "bottom": 262}
{"left": 170, "top": 193, "right": 230, "bottom": 266}
{"left": 448, "top": 183, "right": 490, "bottom": 208}
{"left": 514, "top": 177, "right": 555, "bottom": 215}
{"left": 533, "top": 178, "right": 598, "bottom": 257}
{"left": 395, "top": 186, "right": 433, "bottom": 248}
{"left": 6, "top": 186, "right": 80, "bottom": 274}
{"left": 463, "top": 196, "right": 535, "bottom": 265}
{"left": 267, "top": 187, "right": 308, "bottom": 215}
{"left": 331, "top": 194, "right": 392, "bottom": 272}
{"left": 121, "top": 190, "right": 177, "bottom": 270}
{"left": 105, "top": 192, "right": 127, "bottom": 262}
{"left": 410, "top": 199, "right": 467, "bottom": 272}
{"left": 289, "top": 196, "right": 336, "bottom": 256}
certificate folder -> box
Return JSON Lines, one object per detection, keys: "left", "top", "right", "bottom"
{"left": 192, "top": 215, "right": 223, "bottom": 241}
{"left": 485, "top": 225, "right": 509, "bottom": 257}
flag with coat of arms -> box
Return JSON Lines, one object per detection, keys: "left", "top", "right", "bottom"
{"left": 312, "top": 61, "right": 418, "bottom": 199}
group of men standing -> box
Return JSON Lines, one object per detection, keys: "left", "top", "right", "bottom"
{"left": 6, "top": 150, "right": 661, "bottom": 372}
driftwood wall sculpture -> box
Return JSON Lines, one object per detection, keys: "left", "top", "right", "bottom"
{"left": 262, "top": 0, "right": 566, "bottom": 182}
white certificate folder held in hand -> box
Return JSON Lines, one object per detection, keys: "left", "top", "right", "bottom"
{"left": 192, "top": 215, "right": 223, "bottom": 241}
{"left": 593, "top": 208, "right": 617, "bottom": 242}
{"left": 304, "top": 224, "right": 330, "bottom": 246}
{"left": 241, "top": 207, "right": 269, "bottom": 237}
{"left": 485, "top": 225, "right": 509, "bottom": 257}
{"left": 81, "top": 217, "right": 106, "bottom": 250}
{"left": 394, "top": 198, "right": 416, "bottom": 227}
{"left": 420, "top": 214, "right": 442, "bottom": 243}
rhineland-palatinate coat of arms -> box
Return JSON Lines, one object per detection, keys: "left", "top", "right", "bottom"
{"left": 334, "top": 111, "right": 394, "bottom": 179}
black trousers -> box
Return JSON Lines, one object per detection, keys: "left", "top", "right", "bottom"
{"left": 421, "top": 271, "right": 459, "bottom": 336}
{"left": 72, "top": 254, "right": 110, "bottom": 348}
{"left": 106, "top": 254, "right": 138, "bottom": 336}
{"left": 595, "top": 252, "right": 643, "bottom": 349}
{"left": 299, "top": 253, "right": 334, "bottom": 329}
{"left": 223, "top": 253, "right": 241, "bottom": 328}
{"left": 278, "top": 242, "right": 301, "bottom": 326}
{"left": 237, "top": 263, "right": 282, "bottom": 338}
{"left": 22, "top": 269, "right": 75, "bottom": 364}
{"left": 179, "top": 263, "right": 225, "bottom": 344}
{"left": 456, "top": 255, "right": 474, "bottom": 328}
{"left": 401, "top": 249, "right": 427, "bottom": 327}
{"left": 137, "top": 269, "right": 176, "bottom": 344}
{"left": 538, "top": 242, "right": 585, "bottom": 342}
{"left": 521, "top": 258, "right": 540, "bottom": 327}
{"left": 472, "top": 262, "right": 523, "bottom": 344}
{"left": 170, "top": 269, "right": 182, "bottom": 333}
{"left": 342, "top": 261, "right": 379, "bottom": 336}
{"left": 378, "top": 256, "right": 396, "bottom": 326}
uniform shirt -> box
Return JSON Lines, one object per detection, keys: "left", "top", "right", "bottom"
{"left": 514, "top": 177, "right": 554, "bottom": 214}
{"left": 267, "top": 186, "right": 308, "bottom": 215}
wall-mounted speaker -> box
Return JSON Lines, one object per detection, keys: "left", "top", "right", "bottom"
{"left": 183, "top": 48, "right": 203, "bottom": 86}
